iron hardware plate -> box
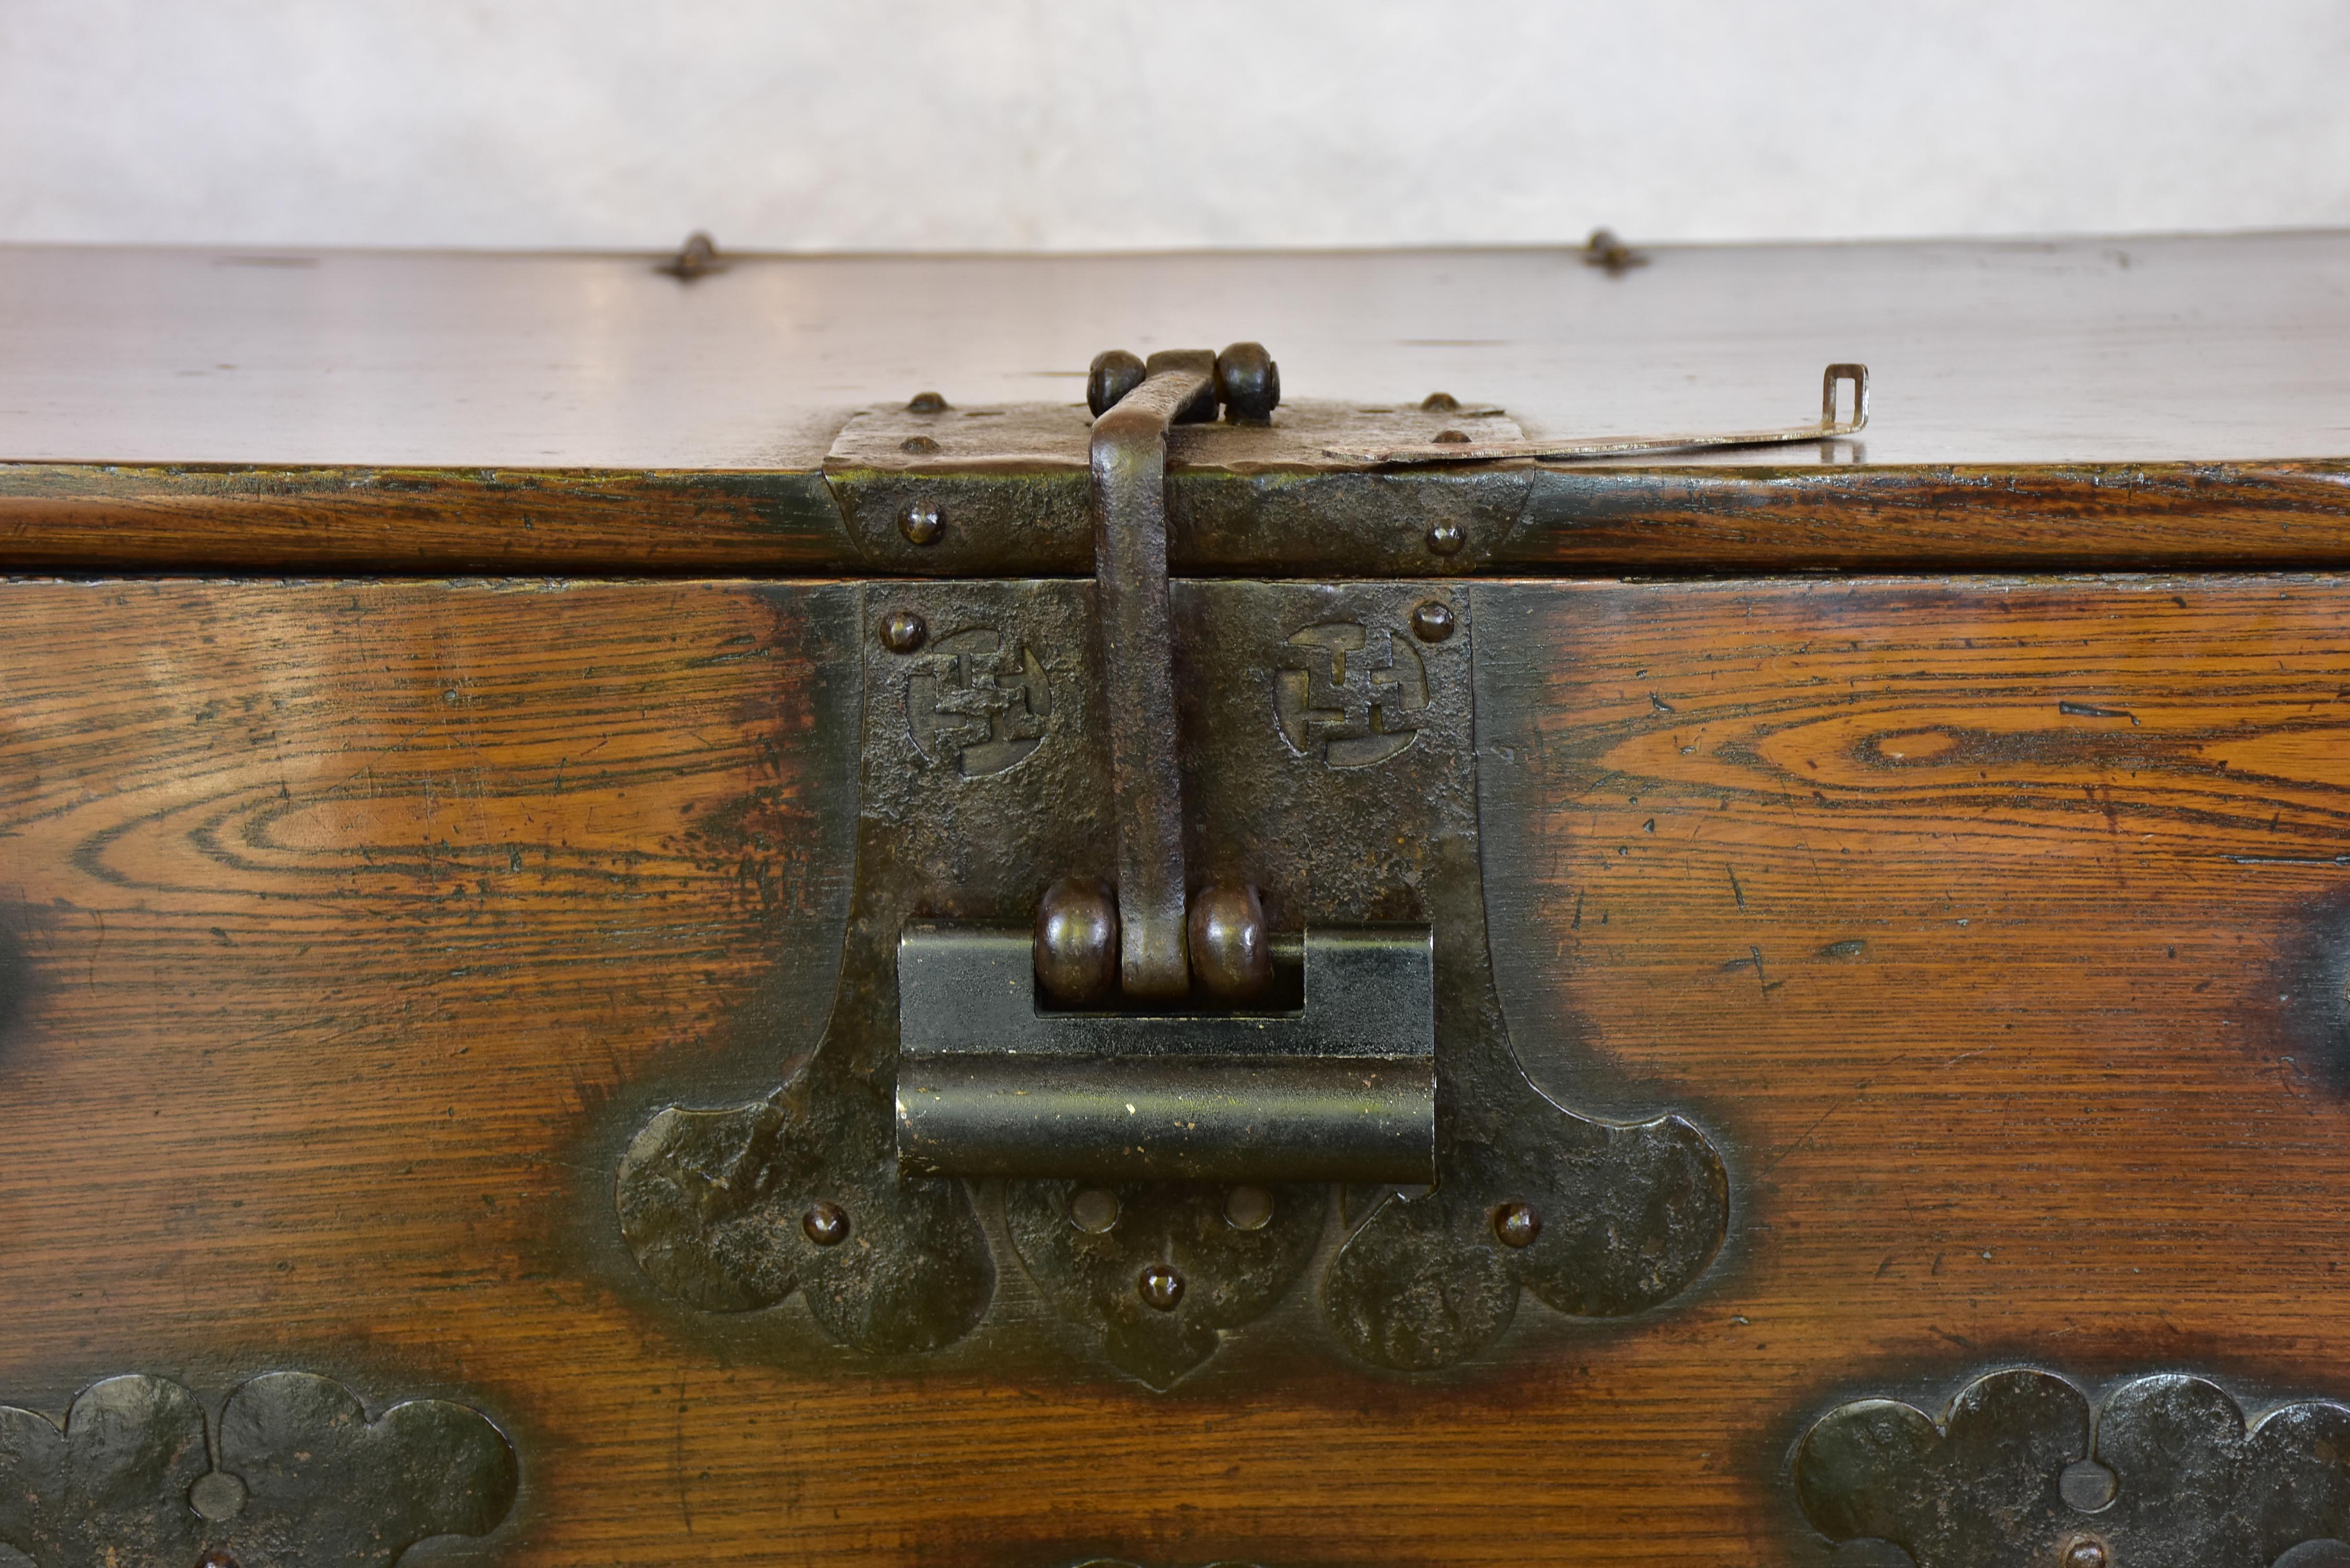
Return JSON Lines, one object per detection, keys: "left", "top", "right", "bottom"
{"left": 0, "top": 1371, "right": 516, "bottom": 1568}
{"left": 1796, "top": 1367, "right": 2350, "bottom": 1568}
{"left": 614, "top": 577, "right": 1729, "bottom": 1386}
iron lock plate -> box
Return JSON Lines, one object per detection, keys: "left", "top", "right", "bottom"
{"left": 604, "top": 351, "right": 1872, "bottom": 1387}
{"left": 613, "top": 574, "right": 1729, "bottom": 1386}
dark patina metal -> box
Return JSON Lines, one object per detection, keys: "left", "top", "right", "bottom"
{"left": 1795, "top": 1368, "right": 2350, "bottom": 1568}
{"left": 614, "top": 355, "right": 1730, "bottom": 1386}
{"left": 1034, "top": 875, "right": 1119, "bottom": 1006}
{"left": 896, "top": 924, "right": 1435, "bottom": 1182}
{"left": 612, "top": 573, "right": 1726, "bottom": 1382}
{"left": 0, "top": 1373, "right": 515, "bottom": 1568}
{"left": 657, "top": 229, "right": 722, "bottom": 280}
{"left": 1186, "top": 878, "right": 1273, "bottom": 1000}
{"left": 879, "top": 608, "right": 926, "bottom": 654}
{"left": 1090, "top": 351, "right": 1214, "bottom": 999}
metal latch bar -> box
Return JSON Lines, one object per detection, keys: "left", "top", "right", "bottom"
{"left": 1089, "top": 350, "right": 1215, "bottom": 999}
{"left": 895, "top": 924, "right": 1435, "bottom": 1181}
{"left": 1327, "top": 362, "right": 1869, "bottom": 465}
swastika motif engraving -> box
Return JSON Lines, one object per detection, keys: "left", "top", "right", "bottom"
{"left": 1273, "top": 622, "right": 1428, "bottom": 768}
{"left": 906, "top": 628, "right": 1053, "bottom": 776}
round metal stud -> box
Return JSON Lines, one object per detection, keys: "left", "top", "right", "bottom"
{"left": 1189, "top": 881, "right": 1272, "bottom": 1002}
{"left": 906, "top": 390, "right": 949, "bottom": 413}
{"left": 1494, "top": 1202, "right": 1541, "bottom": 1248}
{"left": 189, "top": 1472, "right": 248, "bottom": 1522}
{"left": 2063, "top": 1539, "right": 2109, "bottom": 1568}
{"left": 1214, "top": 342, "right": 1281, "bottom": 424}
{"left": 1411, "top": 601, "right": 1456, "bottom": 642}
{"left": 1421, "top": 391, "right": 1461, "bottom": 411}
{"left": 802, "top": 1201, "right": 849, "bottom": 1246}
{"left": 1224, "top": 1185, "right": 1274, "bottom": 1232}
{"left": 1434, "top": 429, "right": 1472, "bottom": 444}
{"left": 1138, "top": 1264, "right": 1184, "bottom": 1311}
{"left": 1087, "top": 350, "right": 1146, "bottom": 417}
{"left": 1070, "top": 1187, "right": 1120, "bottom": 1234}
{"left": 1035, "top": 878, "right": 1119, "bottom": 1006}
{"left": 899, "top": 435, "right": 940, "bottom": 455}
{"left": 880, "top": 610, "right": 927, "bottom": 654}
{"left": 901, "top": 504, "right": 944, "bottom": 545}
{"left": 1426, "top": 522, "right": 1467, "bottom": 558}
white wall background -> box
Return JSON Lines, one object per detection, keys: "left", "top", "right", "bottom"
{"left": 3, "top": 0, "right": 2347, "bottom": 252}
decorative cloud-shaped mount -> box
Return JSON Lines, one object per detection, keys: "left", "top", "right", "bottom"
{"left": 614, "top": 581, "right": 1730, "bottom": 1388}
{"left": 1794, "top": 1368, "right": 2350, "bottom": 1568}
{"left": 0, "top": 1371, "right": 517, "bottom": 1568}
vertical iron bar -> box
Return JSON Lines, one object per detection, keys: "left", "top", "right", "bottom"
{"left": 1088, "top": 350, "right": 1213, "bottom": 999}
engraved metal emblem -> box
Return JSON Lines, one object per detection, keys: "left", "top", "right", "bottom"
{"left": 1273, "top": 621, "right": 1427, "bottom": 768}
{"left": 905, "top": 627, "right": 1052, "bottom": 776}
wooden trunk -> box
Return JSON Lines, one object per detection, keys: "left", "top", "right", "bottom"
{"left": 2, "top": 234, "right": 2348, "bottom": 1568}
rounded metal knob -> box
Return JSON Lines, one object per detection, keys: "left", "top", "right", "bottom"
{"left": 1138, "top": 1264, "right": 1184, "bottom": 1311}
{"left": 1035, "top": 877, "right": 1119, "bottom": 1005}
{"left": 1087, "top": 350, "right": 1147, "bottom": 417}
{"left": 1188, "top": 880, "right": 1273, "bottom": 1002}
{"left": 1214, "top": 342, "right": 1280, "bottom": 424}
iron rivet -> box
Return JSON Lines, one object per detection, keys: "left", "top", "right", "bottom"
{"left": 1139, "top": 1264, "right": 1184, "bottom": 1311}
{"left": 1421, "top": 391, "right": 1461, "bottom": 411}
{"left": 1070, "top": 1187, "right": 1120, "bottom": 1233}
{"left": 661, "top": 230, "right": 720, "bottom": 280}
{"left": 1411, "top": 601, "right": 1456, "bottom": 642}
{"left": 802, "top": 1201, "right": 849, "bottom": 1246}
{"left": 906, "top": 390, "right": 949, "bottom": 413}
{"left": 2063, "top": 1539, "right": 2109, "bottom": 1568}
{"left": 880, "top": 611, "right": 927, "bottom": 653}
{"left": 901, "top": 504, "right": 944, "bottom": 546}
{"left": 1224, "top": 1185, "right": 1274, "bottom": 1231}
{"left": 1426, "top": 522, "right": 1467, "bottom": 557}
{"left": 1434, "top": 429, "right": 1471, "bottom": 444}
{"left": 188, "top": 1471, "right": 248, "bottom": 1522}
{"left": 1494, "top": 1202, "right": 1541, "bottom": 1248}
{"left": 199, "top": 1554, "right": 243, "bottom": 1568}
{"left": 900, "top": 435, "right": 940, "bottom": 455}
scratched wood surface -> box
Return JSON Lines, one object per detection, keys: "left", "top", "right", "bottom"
{"left": 6, "top": 235, "right": 2348, "bottom": 468}
{"left": 6, "top": 576, "right": 2350, "bottom": 1566}
{"left": 5, "top": 235, "right": 2350, "bottom": 577}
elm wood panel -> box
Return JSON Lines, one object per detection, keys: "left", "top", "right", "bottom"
{"left": 5, "top": 579, "right": 2350, "bottom": 1566}
{"left": 7, "top": 234, "right": 2350, "bottom": 469}
{"left": 8, "top": 458, "right": 2350, "bottom": 576}
{"left": 0, "top": 465, "right": 855, "bottom": 574}
{"left": 1505, "top": 459, "right": 2350, "bottom": 572}
{"left": 1475, "top": 575, "right": 2350, "bottom": 1562}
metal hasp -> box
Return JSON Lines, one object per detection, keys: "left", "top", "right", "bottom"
{"left": 897, "top": 925, "right": 1434, "bottom": 1181}
{"left": 613, "top": 350, "right": 1734, "bottom": 1387}
{"left": 1328, "top": 361, "right": 1868, "bottom": 465}
{"left": 890, "top": 343, "right": 1441, "bottom": 1186}
{"left": 1089, "top": 350, "right": 1210, "bottom": 998}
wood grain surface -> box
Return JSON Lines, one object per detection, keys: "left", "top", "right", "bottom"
{"left": 5, "top": 576, "right": 2350, "bottom": 1566}
{"left": 4, "top": 456, "right": 2347, "bottom": 577}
